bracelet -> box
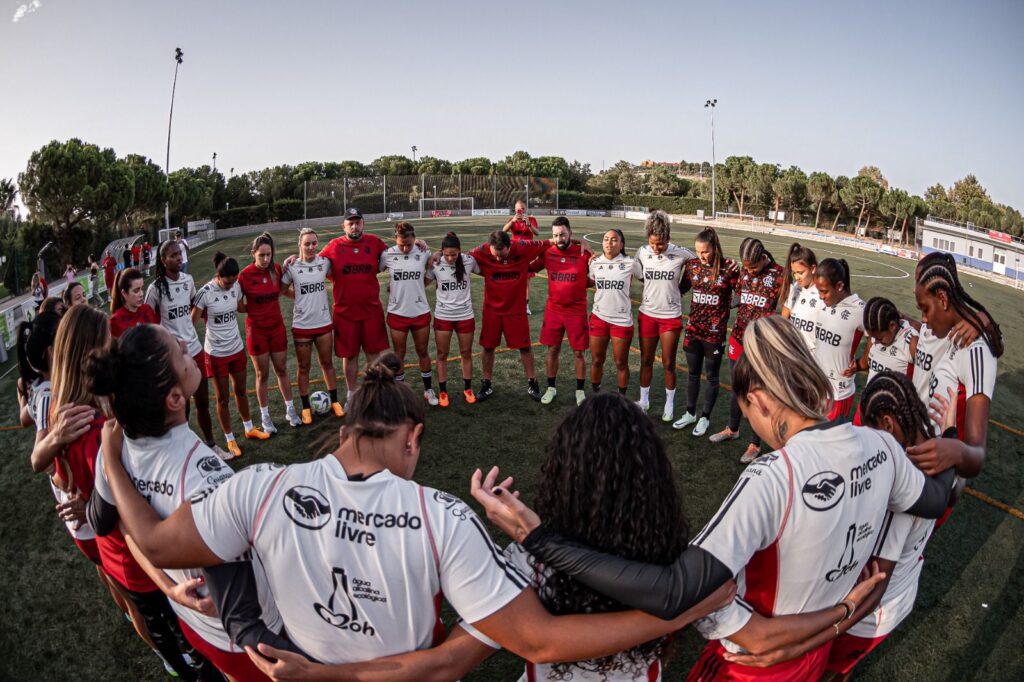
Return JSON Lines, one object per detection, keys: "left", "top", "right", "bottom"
{"left": 837, "top": 600, "right": 854, "bottom": 621}
{"left": 833, "top": 622, "right": 840, "bottom": 638}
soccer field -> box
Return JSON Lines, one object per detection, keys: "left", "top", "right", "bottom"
{"left": 1, "top": 216, "right": 1021, "bottom": 680}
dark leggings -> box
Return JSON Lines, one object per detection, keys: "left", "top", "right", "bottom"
{"left": 122, "top": 587, "right": 220, "bottom": 681}
{"left": 727, "top": 357, "right": 761, "bottom": 447}
{"left": 684, "top": 338, "right": 725, "bottom": 418}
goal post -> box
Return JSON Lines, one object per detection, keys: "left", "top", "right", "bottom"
{"left": 417, "top": 197, "right": 474, "bottom": 216}
{"left": 715, "top": 212, "right": 766, "bottom": 228}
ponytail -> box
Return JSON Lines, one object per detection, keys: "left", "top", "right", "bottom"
{"left": 345, "top": 352, "right": 425, "bottom": 446}
{"left": 917, "top": 252, "right": 1003, "bottom": 358}
{"left": 695, "top": 227, "right": 723, "bottom": 284}
{"left": 17, "top": 311, "right": 62, "bottom": 385}
{"left": 213, "top": 252, "right": 240, "bottom": 278}
{"left": 441, "top": 232, "right": 466, "bottom": 284}
{"left": 817, "top": 258, "right": 851, "bottom": 292}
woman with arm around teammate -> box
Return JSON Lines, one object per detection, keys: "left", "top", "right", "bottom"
{"left": 709, "top": 237, "right": 787, "bottom": 463}
{"left": 426, "top": 231, "right": 480, "bottom": 407}
{"left": 472, "top": 315, "right": 957, "bottom": 681}
{"left": 238, "top": 232, "right": 301, "bottom": 432}
{"left": 280, "top": 228, "right": 344, "bottom": 423}
{"left": 810, "top": 258, "right": 866, "bottom": 421}
{"left": 633, "top": 210, "right": 695, "bottom": 422}
{"left": 781, "top": 242, "right": 819, "bottom": 351}
{"left": 672, "top": 227, "right": 738, "bottom": 437}
{"left": 193, "top": 253, "right": 269, "bottom": 459}
{"left": 844, "top": 297, "right": 918, "bottom": 425}
{"left": 588, "top": 229, "right": 636, "bottom": 396}
{"left": 146, "top": 240, "right": 227, "bottom": 460}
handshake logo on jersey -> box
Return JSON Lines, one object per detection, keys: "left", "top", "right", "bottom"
{"left": 801, "top": 471, "right": 845, "bottom": 511}
{"left": 314, "top": 567, "right": 377, "bottom": 637}
{"left": 283, "top": 486, "right": 332, "bottom": 530}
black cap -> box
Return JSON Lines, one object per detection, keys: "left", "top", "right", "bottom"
{"left": 345, "top": 208, "right": 363, "bottom": 220}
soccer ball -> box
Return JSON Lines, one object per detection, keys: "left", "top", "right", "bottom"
{"left": 310, "top": 391, "right": 331, "bottom": 415}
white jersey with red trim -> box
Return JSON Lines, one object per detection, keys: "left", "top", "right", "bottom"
{"left": 812, "top": 294, "right": 866, "bottom": 400}
{"left": 590, "top": 254, "right": 636, "bottom": 328}
{"left": 194, "top": 280, "right": 244, "bottom": 357}
{"left": 379, "top": 246, "right": 430, "bottom": 318}
{"left": 786, "top": 284, "right": 820, "bottom": 351}
{"left": 427, "top": 254, "right": 479, "bottom": 322}
{"left": 632, "top": 244, "right": 694, "bottom": 319}
{"left": 847, "top": 510, "right": 935, "bottom": 639}
{"left": 190, "top": 456, "right": 527, "bottom": 664}
{"left": 93, "top": 423, "right": 284, "bottom": 651}
{"left": 927, "top": 336, "right": 997, "bottom": 432}
{"left": 911, "top": 324, "right": 950, "bottom": 407}
{"left": 866, "top": 321, "right": 918, "bottom": 383}
{"left": 282, "top": 256, "right": 333, "bottom": 331}
{"left": 691, "top": 422, "right": 929, "bottom": 652}
{"left": 146, "top": 273, "right": 202, "bottom": 357}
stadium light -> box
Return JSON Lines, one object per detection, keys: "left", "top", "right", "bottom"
{"left": 705, "top": 98, "right": 717, "bottom": 218}
{"left": 212, "top": 152, "right": 217, "bottom": 172}
{"left": 164, "top": 47, "right": 184, "bottom": 233}
{"left": 411, "top": 145, "right": 418, "bottom": 162}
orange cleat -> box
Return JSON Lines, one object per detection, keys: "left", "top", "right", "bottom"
{"left": 245, "top": 427, "right": 271, "bottom": 441}
{"left": 438, "top": 391, "right": 450, "bottom": 408}
{"left": 301, "top": 408, "right": 313, "bottom": 425}
{"left": 331, "top": 402, "right": 345, "bottom": 417}
{"left": 227, "top": 440, "right": 242, "bottom": 458}
{"left": 463, "top": 389, "right": 477, "bottom": 404}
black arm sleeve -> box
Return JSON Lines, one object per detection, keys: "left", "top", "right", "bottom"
{"left": 201, "top": 561, "right": 311, "bottom": 659}
{"left": 904, "top": 467, "right": 956, "bottom": 519}
{"left": 85, "top": 492, "right": 120, "bottom": 537}
{"left": 522, "top": 526, "right": 732, "bottom": 620}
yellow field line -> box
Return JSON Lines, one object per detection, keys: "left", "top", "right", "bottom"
{"left": 962, "top": 487, "right": 1024, "bottom": 521}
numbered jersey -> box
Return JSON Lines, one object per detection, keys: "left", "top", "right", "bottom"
{"left": 427, "top": 254, "right": 479, "bottom": 322}
{"left": 682, "top": 259, "right": 739, "bottom": 345}
{"left": 195, "top": 280, "right": 244, "bottom": 357}
{"left": 812, "top": 294, "right": 866, "bottom": 400}
{"left": 633, "top": 243, "right": 695, "bottom": 319}
{"left": 282, "top": 257, "right": 333, "bottom": 330}
{"left": 866, "top": 322, "right": 917, "bottom": 383}
{"left": 692, "top": 422, "right": 928, "bottom": 651}
{"left": 94, "top": 424, "right": 283, "bottom": 652}
{"left": 379, "top": 247, "right": 430, "bottom": 318}
{"left": 911, "top": 324, "right": 951, "bottom": 408}
{"left": 146, "top": 273, "right": 202, "bottom": 356}
{"left": 191, "top": 458, "right": 527, "bottom": 664}
{"left": 927, "top": 336, "right": 997, "bottom": 433}
{"left": 589, "top": 254, "right": 636, "bottom": 328}
{"left": 732, "top": 263, "right": 786, "bottom": 344}
{"left": 787, "top": 284, "right": 821, "bottom": 351}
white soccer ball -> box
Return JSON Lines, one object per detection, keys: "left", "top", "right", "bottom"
{"left": 310, "top": 391, "right": 331, "bottom": 415}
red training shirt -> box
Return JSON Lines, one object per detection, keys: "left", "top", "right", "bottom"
{"left": 530, "top": 243, "right": 591, "bottom": 315}
{"left": 509, "top": 217, "right": 537, "bottom": 241}
{"left": 470, "top": 240, "right": 550, "bottom": 315}
{"left": 239, "top": 262, "right": 285, "bottom": 329}
{"left": 319, "top": 234, "right": 389, "bottom": 320}
{"left": 109, "top": 304, "right": 158, "bottom": 339}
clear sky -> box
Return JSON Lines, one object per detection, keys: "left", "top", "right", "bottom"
{"left": 2, "top": 0, "right": 1023, "bottom": 207}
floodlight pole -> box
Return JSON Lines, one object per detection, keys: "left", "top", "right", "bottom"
{"left": 525, "top": 183, "right": 530, "bottom": 209}
{"left": 705, "top": 98, "right": 717, "bottom": 219}
{"left": 164, "top": 47, "right": 184, "bottom": 233}
{"left": 411, "top": 146, "right": 417, "bottom": 163}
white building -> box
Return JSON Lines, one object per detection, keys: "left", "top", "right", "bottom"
{"left": 916, "top": 215, "right": 1024, "bottom": 281}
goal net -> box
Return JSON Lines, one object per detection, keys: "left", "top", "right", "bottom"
{"left": 715, "top": 212, "right": 766, "bottom": 228}
{"left": 418, "top": 197, "right": 474, "bottom": 215}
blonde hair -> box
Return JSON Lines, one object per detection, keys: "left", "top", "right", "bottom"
{"left": 51, "top": 305, "right": 110, "bottom": 411}
{"left": 732, "top": 316, "right": 832, "bottom": 425}
{"left": 643, "top": 210, "right": 672, "bottom": 241}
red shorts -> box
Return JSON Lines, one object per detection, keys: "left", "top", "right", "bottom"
{"left": 852, "top": 402, "right": 863, "bottom": 426}
{"left": 333, "top": 306, "right": 389, "bottom": 359}
{"left": 206, "top": 350, "right": 247, "bottom": 378}
{"left": 540, "top": 307, "right": 589, "bottom": 351}
{"left": 480, "top": 309, "right": 531, "bottom": 350}
{"left": 638, "top": 312, "right": 683, "bottom": 339}
{"left": 687, "top": 639, "right": 832, "bottom": 681}
{"left": 387, "top": 312, "right": 432, "bottom": 332}
{"left": 292, "top": 323, "right": 333, "bottom": 341}
{"left": 178, "top": 618, "right": 272, "bottom": 682}
{"left": 589, "top": 313, "right": 634, "bottom": 340}
{"left": 825, "top": 633, "right": 887, "bottom": 675}
{"left": 246, "top": 323, "right": 288, "bottom": 356}
{"left": 728, "top": 335, "right": 744, "bottom": 361}
{"left": 828, "top": 395, "right": 856, "bottom": 421}
{"left": 434, "top": 317, "right": 476, "bottom": 334}
{"left": 192, "top": 351, "right": 209, "bottom": 380}
{"left": 74, "top": 537, "right": 101, "bottom": 564}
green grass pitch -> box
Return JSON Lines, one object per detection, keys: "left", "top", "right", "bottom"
{"left": 1, "top": 216, "right": 1021, "bottom": 680}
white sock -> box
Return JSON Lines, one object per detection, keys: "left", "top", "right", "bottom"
{"left": 347, "top": 390, "right": 354, "bottom": 402}
{"left": 640, "top": 386, "right": 650, "bottom": 403}
{"left": 665, "top": 388, "right": 676, "bottom": 409}
{"left": 225, "top": 432, "right": 235, "bottom": 443}
{"left": 242, "top": 420, "right": 254, "bottom": 432}
{"left": 284, "top": 399, "right": 296, "bottom": 414}
{"left": 260, "top": 406, "right": 271, "bottom": 422}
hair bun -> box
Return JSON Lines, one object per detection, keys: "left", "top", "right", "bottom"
{"left": 364, "top": 352, "right": 403, "bottom": 383}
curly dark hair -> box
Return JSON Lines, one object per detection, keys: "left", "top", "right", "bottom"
{"left": 532, "top": 392, "right": 687, "bottom": 679}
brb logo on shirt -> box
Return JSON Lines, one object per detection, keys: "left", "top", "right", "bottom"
{"left": 815, "top": 326, "right": 843, "bottom": 347}
{"left": 790, "top": 315, "right": 815, "bottom": 333}
{"left": 740, "top": 292, "right": 768, "bottom": 307}
{"left": 595, "top": 280, "right": 625, "bottom": 290}
{"left": 393, "top": 271, "right": 421, "bottom": 281}
{"left": 167, "top": 304, "right": 191, "bottom": 321}
{"left": 645, "top": 271, "right": 675, "bottom": 281}
{"left": 693, "top": 292, "right": 720, "bottom": 305}
{"left": 341, "top": 264, "right": 374, "bottom": 275}
{"left": 440, "top": 280, "right": 468, "bottom": 291}
{"left": 283, "top": 486, "right": 332, "bottom": 530}
{"left": 300, "top": 281, "right": 326, "bottom": 295}
{"left": 212, "top": 311, "right": 236, "bottom": 325}
{"left": 801, "top": 471, "right": 845, "bottom": 511}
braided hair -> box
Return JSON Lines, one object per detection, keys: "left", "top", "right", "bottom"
{"left": 738, "top": 237, "right": 774, "bottom": 267}
{"left": 863, "top": 296, "right": 900, "bottom": 334}
{"left": 695, "top": 227, "right": 724, "bottom": 284}
{"left": 440, "top": 232, "right": 466, "bottom": 284}
{"left": 916, "top": 252, "right": 1003, "bottom": 358}
{"left": 860, "top": 370, "right": 934, "bottom": 446}
{"left": 154, "top": 240, "right": 176, "bottom": 301}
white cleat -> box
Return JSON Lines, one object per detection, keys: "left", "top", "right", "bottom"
{"left": 423, "top": 389, "right": 439, "bottom": 406}
{"left": 212, "top": 445, "right": 235, "bottom": 462}
{"left": 286, "top": 409, "right": 302, "bottom": 428}
{"left": 541, "top": 387, "right": 558, "bottom": 405}
{"left": 672, "top": 412, "right": 697, "bottom": 430}
{"left": 692, "top": 416, "right": 711, "bottom": 437}
{"left": 575, "top": 390, "right": 586, "bottom": 406}
{"left": 261, "top": 419, "right": 277, "bottom": 435}
{"left": 636, "top": 398, "right": 650, "bottom": 412}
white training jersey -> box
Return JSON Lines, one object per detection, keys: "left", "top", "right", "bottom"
{"left": 911, "top": 324, "right": 950, "bottom": 407}
{"left": 691, "top": 422, "right": 929, "bottom": 651}
{"left": 427, "top": 254, "right": 479, "bottom": 322}
{"left": 632, "top": 244, "right": 694, "bottom": 319}
{"left": 866, "top": 322, "right": 918, "bottom": 383}
{"left": 812, "top": 294, "right": 866, "bottom": 400}
{"left": 93, "top": 424, "right": 284, "bottom": 652}
{"left": 379, "top": 247, "right": 430, "bottom": 319}
{"left": 463, "top": 542, "right": 663, "bottom": 682}
{"left": 927, "top": 336, "right": 998, "bottom": 429}
{"left": 191, "top": 456, "right": 527, "bottom": 664}
{"left": 194, "top": 280, "right": 244, "bottom": 358}
{"left": 146, "top": 273, "right": 202, "bottom": 357}
{"left": 786, "top": 284, "right": 820, "bottom": 351}
{"left": 282, "top": 256, "right": 333, "bottom": 330}
{"left": 590, "top": 254, "right": 636, "bottom": 328}
{"left": 847, "top": 510, "right": 935, "bottom": 639}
